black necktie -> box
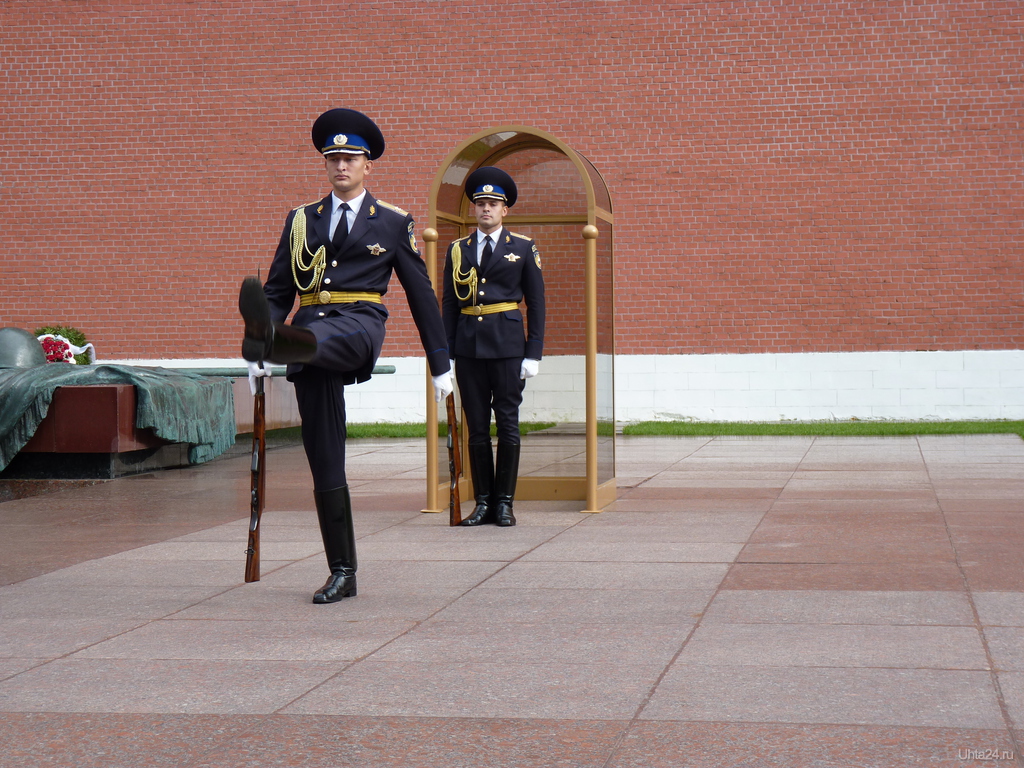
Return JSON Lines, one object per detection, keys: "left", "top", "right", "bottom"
{"left": 332, "top": 202, "right": 350, "bottom": 248}
{"left": 481, "top": 235, "right": 493, "bottom": 268}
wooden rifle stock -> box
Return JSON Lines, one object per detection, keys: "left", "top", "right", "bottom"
{"left": 244, "top": 373, "right": 267, "bottom": 582}
{"left": 446, "top": 393, "right": 462, "bottom": 526}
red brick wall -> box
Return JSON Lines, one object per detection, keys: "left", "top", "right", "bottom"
{"left": 2, "top": 1, "right": 1020, "bottom": 359}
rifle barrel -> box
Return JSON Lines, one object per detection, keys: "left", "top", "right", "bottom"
{"left": 244, "top": 375, "right": 266, "bottom": 582}
{"left": 446, "top": 393, "right": 462, "bottom": 526}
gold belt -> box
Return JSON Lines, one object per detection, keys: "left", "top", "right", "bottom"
{"left": 460, "top": 302, "right": 518, "bottom": 316}
{"left": 300, "top": 291, "right": 383, "bottom": 307}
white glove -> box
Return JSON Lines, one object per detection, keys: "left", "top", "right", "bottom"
{"left": 432, "top": 370, "right": 454, "bottom": 402}
{"left": 520, "top": 358, "right": 540, "bottom": 380}
{"left": 247, "top": 360, "right": 269, "bottom": 396}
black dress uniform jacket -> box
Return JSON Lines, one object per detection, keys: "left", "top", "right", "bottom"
{"left": 441, "top": 229, "right": 545, "bottom": 361}
{"left": 263, "top": 192, "right": 450, "bottom": 383}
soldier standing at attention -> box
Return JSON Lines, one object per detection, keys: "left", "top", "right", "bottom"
{"left": 238, "top": 108, "right": 453, "bottom": 604}
{"left": 442, "top": 167, "right": 545, "bottom": 527}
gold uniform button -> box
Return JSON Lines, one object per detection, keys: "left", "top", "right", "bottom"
{"left": 324, "top": 277, "right": 332, "bottom": 285}
{"left": 478, "top": 290, "right": 485, "bottom": 296}
{"left": 331, "top": 260, "right": 338, "bottom": 267}
{"left": 318, "top": 290, "right": 331, "bottom": 304}
{"left": 477, "top": 317, "right": 483, "bottom": 322}
{"left": 481, "top": 278, "right": 487, "bottom": 283}
{"left": 318, "top": 311, "right": 326, "bottom": 317}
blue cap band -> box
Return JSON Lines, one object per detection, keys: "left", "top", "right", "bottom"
{"left": 471, "top": 183, "right": 507, "bottom": 201}
{"left": 321, "top": 132, "right": 371, "bottom": 156}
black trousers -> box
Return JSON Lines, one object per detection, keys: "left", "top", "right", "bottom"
{"left": 454, "top": 355, "right": 524, "bottom": 446}
{"left": 292, "top": 314, "right": 374, "bottom": 491}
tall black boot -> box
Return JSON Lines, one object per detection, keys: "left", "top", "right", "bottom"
{"left": 459, "top": 443, "right": 495, "bottom": 526}
{"left": 493, "top": 442, "right": 521, "bottom": 527}
{"left": 239, "top": 276, "right": 317, "bottom": 364}
{"left": 312, "top": 485, "right": 357, "bottom": 603}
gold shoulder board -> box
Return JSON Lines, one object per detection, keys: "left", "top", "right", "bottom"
{"left": 509, "top": 231, "right": 532, "bottom": 240}
{"left": 375, "top": 200, "right": 409, "bottom": 216}
{"left": 294, "top": 199, "right": 322, "bottom": 212}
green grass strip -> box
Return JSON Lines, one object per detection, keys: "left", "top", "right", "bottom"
{"left": 261, "top": 420, "right": 1024, "bottom": 442}
{"left": 621, "top": 420, "right": 1024, "bottom": 439}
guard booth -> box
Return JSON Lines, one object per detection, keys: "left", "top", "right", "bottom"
{"left": 421, "top": 126, "right": 616, "bottom": 514}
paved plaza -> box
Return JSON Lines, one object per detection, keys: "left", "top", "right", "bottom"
{"left": 1, "top": 433, "right": 1023, "bottom": 767}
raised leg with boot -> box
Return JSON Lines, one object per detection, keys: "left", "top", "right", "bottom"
{"left": 312, "top": 485, "right": 358, "bottom": 603}
{"left": 460, "top": 443, "right": 495, "bottom": 526}
{"left": 493, "top": 442, "right": 520, "bottom": 527}
{"left": 239, "top": 276, "right": 317, "bottom": 364}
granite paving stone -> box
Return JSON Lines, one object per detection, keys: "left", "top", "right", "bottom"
{"left": 173, "top": 586, "right": 463, "bottom": 623}
{"left": 73, "top": 618, "right": 417, "bottom": 661}
{"left": 643, "top": 665, "right": 1006, "bottom": 728}
{"left": 0, "top": 659, "right": 342, "bottom": 714}
{"left": 479, "top": 560, "right": 731, "bottom": 590}
{"left": 429, "top": 586, "right": 715, "bottom": 625}
{"left": 979, "top": 627, "right": 1024, "bottom": 672}
{"left": 702, "top": 589, "right": 977, "bottom": 625}
{"left": 678, "top": 623, "right": 989, "bottom": 669}
{"left": 608, "top": 722, "right": 1017, "bottom": 768}
{"left": 546, "top": 517, "right": 763, "bottom": 540}
{"left": 739, "top": 522, "right": 957, "bottom": 564}
{"left": 282, "top": 659, "right": 662, "bottom": 719}
{"left": 369, "top": 618, "right": 693, "bottom": 666}
{"left": 975, "top": 592, "right": 1024, "bottom": 626}
{"left": 0, "top": 659, "right": 48, "bottom": 680}
{"left": 0, "top": 617, "right": 155, "bottom": 657}
{"left": 602, "top": 497, "right": 774, "bottom": 513}
{"left": 257, "top": 557, "right": 505, "bottom": 595}
{"left": 2, "top": 434, "right": 1023, "bottom": 766}
{"left": 520, "top": 540, "right": 744, "bottom": 563}
{"left": 722, "top": 562, "right": 969, "bottom": 591}
{"left": 988, "top": 672, "right": 1024, "bottom": 730}
{"left": 0, "top": 584, "right": 229, "bottom": 621}
{"left": 0, "top": 713, "right": 266, "bottom": 768}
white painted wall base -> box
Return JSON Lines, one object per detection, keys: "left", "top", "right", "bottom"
{"left": 614, "top": 351, "right": 1024, "bottom": 422}
{"left": 106, "top": 350, "right": 1024, "bottom": 425}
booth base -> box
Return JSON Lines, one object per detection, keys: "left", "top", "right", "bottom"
{"left": 429, "top": 476, "right": 616, "bottom": 514}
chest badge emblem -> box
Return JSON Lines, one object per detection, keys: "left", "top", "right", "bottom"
{"left": 367, "top": 243, "right": 387, "bottom": 256}
{"left": 504, "top": 253, "right": 520, "bottom": 263}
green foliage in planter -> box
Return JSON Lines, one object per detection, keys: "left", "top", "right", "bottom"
{"left": 33, "top": 325, "right": 92, "bottom": 365}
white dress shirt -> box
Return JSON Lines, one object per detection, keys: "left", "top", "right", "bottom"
{"left": 476, "top": 226, "right": 502, "bottom": 267}
{"left": 330, "top": 190, "right": 366, "bottom": 240}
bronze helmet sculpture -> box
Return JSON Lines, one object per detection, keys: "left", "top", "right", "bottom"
{"left": 0, "top": 328, "right": 47, "bottom": 369}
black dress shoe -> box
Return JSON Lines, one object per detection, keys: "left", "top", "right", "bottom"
{"left": 239, "top": 277, "right": 273, "bottom": 362}
{"left": 312, "top": 571, "right": 357, "bottom": 603}
{"left": 459, "top": 502, "right": 494, "bottom": 526}
{"left": 460, "top": 444, "right": 495, "bottom": 526}
{"left": 492, "top": 443, "right": 520, "bottom": 527}
{"left": 495, "top": 502, "right": 516, "bottom": 527}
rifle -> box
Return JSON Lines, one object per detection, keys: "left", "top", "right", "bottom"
{"left": 244, "top": 372, "right": 267, "bottom": 582}
{"left": 445, "top": 392, "right": 462, "bottom": 526}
